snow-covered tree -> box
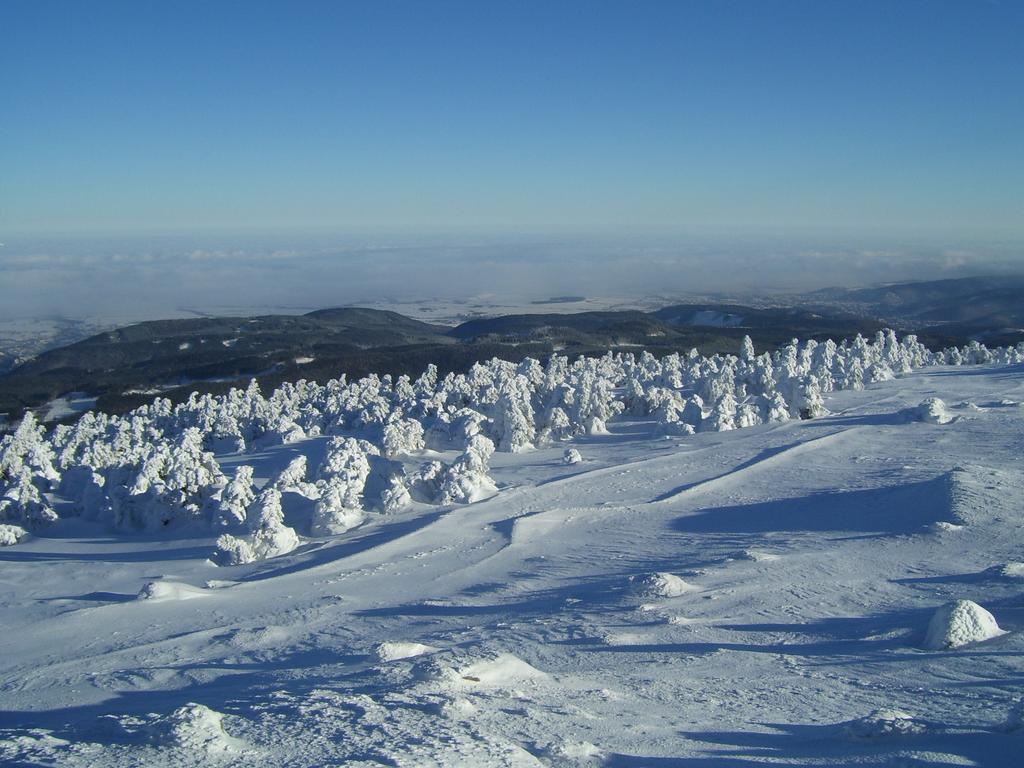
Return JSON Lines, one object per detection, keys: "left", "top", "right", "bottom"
{"left": 0, "top": 468, "right": 58, "bottom": 528}
{"left": 0, "top": 326, "right": 1018, "bottom": 550}
{"left": 213, "top": 466, "right": 256, "bottom": 528}
{"left": 439, "top": 434, "right": 497, "bottom": 504}
{"left": 382, "top": 418, "right": 426, "bottom": 457}
{"left": 310, "top": 437, "right": 377, "bottom": 535}
{"left": 492, "top": 374, "right": 536, "bottom": 452}
{"left": 215, "top": 487, "right": 298, "bottom": 564}
{"left": 270, "top": 455, "right": 318, "bottom": 498}
{"left": 379, "top": 474, "right": 412, "bottom": 513}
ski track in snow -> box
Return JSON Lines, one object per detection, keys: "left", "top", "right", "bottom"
{"left": 2, "top": 365, "right": 1024, "bottom": 765}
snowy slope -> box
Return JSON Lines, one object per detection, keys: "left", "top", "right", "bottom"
{"left": 2, "top": 364, "right": 1024, "bottom": 766}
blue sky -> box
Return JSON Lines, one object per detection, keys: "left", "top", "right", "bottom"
{"left": 2, "top": 0, "right": 1023, "bottom": 237}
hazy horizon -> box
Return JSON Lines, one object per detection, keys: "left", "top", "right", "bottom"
{"left": 3, "top": 1, "right": 1022, "bottom": 320}
{"left": 1, "top": 229, "right": 1021, "bottom": 322}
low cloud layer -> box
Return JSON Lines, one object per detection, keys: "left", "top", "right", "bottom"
{"left": 1, "top": 232, "right": 1021, "bottom": 321}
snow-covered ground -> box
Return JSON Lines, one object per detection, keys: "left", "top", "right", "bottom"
{"left": 39, "top": 392, "right": 98, "bottom": 423}
{"left": 2, "top": 364, "right": 1024, "bottom": 765}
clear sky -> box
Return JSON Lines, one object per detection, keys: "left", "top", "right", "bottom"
{"left": 2, "top": 0, "right": 1023, "bottom": 237}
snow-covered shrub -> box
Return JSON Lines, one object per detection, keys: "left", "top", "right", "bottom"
{"left": 317, "top": 437, "right": 379, "bottom": 482}
{"left": 563, "top": 447, "right": 582, "bottom": 465}
{"left": 796, "top": 376, "right": 829, "bottom": 419}
{"left": 735, "top": 399, "right": 764, "bottom": 428}
{"left": 915, "top": 397, "right": 952, "bottom": 424}
{"left": 765, "top": 392, "right": 790, "bottom": 423}
{"left": 999, "top": 562, "right": 1024, "bottom": 579}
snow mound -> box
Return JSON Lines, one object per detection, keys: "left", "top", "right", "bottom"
{"left": 436, "top": 695, "right": 478, "bottom": 719}
{"left": 632, "top": 572, "right": 696, "bottom": 598}
{"left": 148, "top": 703, "right": 246, "bottom": 753}
{"left": 999, "top": 562, "right": 1024, "bottom": 579}
{"left": 563, "top": 447, "right": 582, "bottom": 465}
{"left": 414, "top": 651, "right": 549, "bottom": 690}
{"left": 228, "top": 625, "right": 292, "bottom": 649}
{"left": 0, "top": 524, "right": 28, "bottom": 546}
{"left": 737, "top": 549, "right": 779, "bottom": 562}
{"left": 915, "top": 397, "right": 952, "bottom": 424}
{"left": 136, "top": 580, "right": 210, "bottom": 602}
{"left": 924, "top": 599, "right": 1006, "bottom": 650}
{"left": 539, "top": 739, "right": 604, "bottom": 763}
{"left": 932, "top": 521, "right": 964, "bottom": 532}
{"left": 841, "top": 709, "right": 926, "bottom": 739}
{"left": 454, "top": 653, "right": 549, "bottom": 687}
{"left": 375, "top": 641, "right": 438, "bottom": 662}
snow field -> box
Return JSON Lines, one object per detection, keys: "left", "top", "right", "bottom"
{"left": 0, "top": 339, "right": 1023, "bottom": 764}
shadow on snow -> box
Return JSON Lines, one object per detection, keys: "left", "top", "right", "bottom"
{"left": 670, "top": 475, "right": 953, "bottom": 535}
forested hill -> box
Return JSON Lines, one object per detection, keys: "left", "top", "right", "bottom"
{"left": 1, "top": 304, "right": 883, "bottom": 421}
{"left": 3, "top": 277, "right": 1022, "bottom": 423}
